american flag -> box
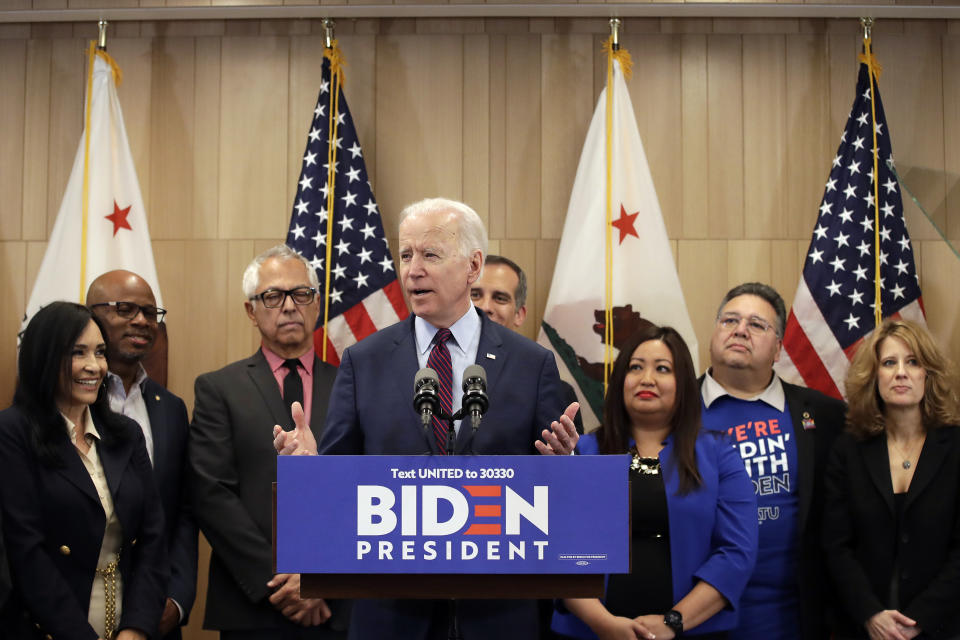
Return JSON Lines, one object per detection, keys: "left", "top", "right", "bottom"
{"left": 286, "top": 50, "right": 408, "bottom": 366}
{"left": 777, "top": 48, "right": 925, "bottom": 400}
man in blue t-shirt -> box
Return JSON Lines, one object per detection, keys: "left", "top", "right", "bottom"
{"left": 699, "top": 283, "right": 845, "bottom": 640}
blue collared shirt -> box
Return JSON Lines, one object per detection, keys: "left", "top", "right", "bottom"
{"left": 414, "top": 305, "right": 482, "bottom": 434}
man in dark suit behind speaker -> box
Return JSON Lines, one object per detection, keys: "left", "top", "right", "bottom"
{"left": 87, "top": 270, "right": 198, "bottom": 639}
{"left": 274, "top": 198, "right": 580, "bottom": 640}
{"left": 190, "top": 245, "right": 346, "bottom": 640}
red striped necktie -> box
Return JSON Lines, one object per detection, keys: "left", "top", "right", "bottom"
{"left": 426, "top": 328, "right": 453, "bottom": 454}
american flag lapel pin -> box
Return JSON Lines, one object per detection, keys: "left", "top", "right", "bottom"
{"left": 801, "top": 411, "right": 816, "bottom": 430}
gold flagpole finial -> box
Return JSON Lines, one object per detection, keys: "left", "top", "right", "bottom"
{"left": 97, "top": 19, "right": 108, "bottom": 51}
{"left": 609, "top": 18, "right": 621, "bottom": 52}
{"left": 323, "top": 18, "right": 335, "bottom": 50}
{"left": 860, "top": 17, "right": 873, "bottom": 41}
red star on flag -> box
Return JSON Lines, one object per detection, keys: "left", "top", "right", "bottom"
{"left": 105, "top": 200, "right": 133, "bottom": 236}
{"left": 611, "top": 204, "right": 639, "bottom": 244}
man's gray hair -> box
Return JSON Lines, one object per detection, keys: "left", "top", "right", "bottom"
{"left": 399, "top": 197, "right": 488, "bottom": 265}
{"left": 485, "top": 254, "right": 527, "bottom": 310}
{"left": 716, "top": 282, "right": 787, "bottom": 338}
{"left": 242, "top": 244, "right": 319, "bottom": 301}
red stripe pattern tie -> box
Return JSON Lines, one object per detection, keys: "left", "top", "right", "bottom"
{"left": 426, "top": 328, "right": 453, "bottom": 454}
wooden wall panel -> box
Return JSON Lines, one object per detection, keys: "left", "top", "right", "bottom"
{"left": 47, "top": 38, "right": 84, "bottom": 234}
{"left": 487, "top": 33, "right": 507, "bottom": 237}
{"left": 786, "top": 33, "right": 831, "bottom": 240}
{"left": 375, "top": 34, "right": 463, "bottom": 227}
{"left": 193, "top": 36, "right": 220, "bottom": 238}
{"left": 743, "top": 34, "right": 787, "bottom": 239}
{"left": 218, "top": 36, "right": 289, "bottom": 239}
{"left": 629, "top": 33, "right": 683, "bottom": 239}
{"left": 540, "top": 33, "right": 593, "bottom": 239}
{"left": 882, "top": 33, "right": 946, "bottom": 241}
{"left": 149, "top": 37, "right": 196, "bottom": 239}
{"left": 504, "top": 34, "right": 541, "bottom": 238}
{"left": 944, "top": 34, "right": 960, "bottom": 241}
{"left": 706, "top": 34, "right": 744, "bottom": 238}
{"left": 463, "top": 33, "right": 491, "bottom": 225}
{"left": 21, "top": 39, "right": 53, "bottom": 241}
{"left": 680, "top": 34, "right": 708, "bottom": 237}
{"left": 0, "top": 242, "right": 26, "bottom": 400}
{"left": 0, "top": 40, "right": 25, "bottom": 241}
{"left": 678, "top": 239, "right": 728, "bottom": 370}
{"left": 113, "top": 37, "right": 154, "bottom": 218}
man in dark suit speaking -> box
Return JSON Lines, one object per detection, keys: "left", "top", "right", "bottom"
{"left": 274, "top": 197, "right": 579, "bottom": 640}
{"left": 87, "top": 270, "right": 198, "bottom": 639}
{"left": 191, "top": 245, "right": 346, "bottom": 639}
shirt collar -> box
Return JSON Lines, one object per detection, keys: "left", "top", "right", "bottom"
{"left": 262, "top": 345, "right": 314, "bottom": 375}
{"left": 415, "top": 305, "right": 481, "bottom": 356}
{"left": 105, "top": 363, "right": 149, "bottom": 396}
{"left": 62, "top": 407, "right": 100, "bottom": 444}
{"left": 701, "top": 368, "right": 786, "bottom": 412}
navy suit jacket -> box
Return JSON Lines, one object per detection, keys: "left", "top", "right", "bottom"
{"left": 141, "top": 377, "right": 198, "bottom": 637}
{"left": 319, "top": 310, "right": 566, "bottom": 640}
{"left": 0, "top": 405, "right": 168, "bottom": 640}
{"left": 190, "top": 350, "right": 344, "bottom": 634}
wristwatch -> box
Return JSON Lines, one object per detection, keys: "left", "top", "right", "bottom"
{"left": 663, "top": 609, "right": 683, "bottom": 635}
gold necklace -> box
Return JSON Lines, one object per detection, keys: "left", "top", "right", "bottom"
{"left": 888, "top": 434, "right": 924, "bottom": 470}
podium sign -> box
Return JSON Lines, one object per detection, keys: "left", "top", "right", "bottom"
{"left": 276, "top": 455, "right": 628, "bottom": 575}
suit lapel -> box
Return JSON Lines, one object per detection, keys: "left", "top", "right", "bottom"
{"left": 862, "top": 434, "right": 895, "bottom": 514}
{"left": 905, "top": 428, "right": 950, "bottom": 512}
{"left": 247, "top": 350, "right": 289, "bottom": 429}
{"left": 143, "top": 378, "right": 166, "bottom": 473}
{"left": 786, "top": 386, "right": 816, "bottom": 535}
{"left": 393, "top": 317, "right": 435, "bottom": 454}
{"left": 456, "top": 315, "right": 504, "bottom": 454}
{"left": 96, "top": 412, "right": 133, "bottom": 500}
{"left": 53, "top": 434, "right": 101, "bottom": 504}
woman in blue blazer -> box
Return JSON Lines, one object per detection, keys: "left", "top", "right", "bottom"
{"left": 553, "top": 325, "right": 757, "bottom": 639}
{"left": 0, "top": 302, "right": 167, "bottom": 640}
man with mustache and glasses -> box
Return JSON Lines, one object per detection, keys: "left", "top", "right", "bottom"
{"left": 87, "top": 270, "right": 198, "bottom": 639}
{"left": 189, "top": 245, "right": 347, "bottom": 640}
{"left": 699, "top": 283, "right": 845, "bottom": 640}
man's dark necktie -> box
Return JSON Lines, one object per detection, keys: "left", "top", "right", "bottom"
{"left": 283, "top": 358, "right": 304, "bottom": 429}
{"left": 426, "top": 329, "right": 453, "bottom": 454}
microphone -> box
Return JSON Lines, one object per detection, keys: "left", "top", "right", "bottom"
{"left": 461, "top": 364, "right": 489, "bottom": 431}
{"left": 413, "top": 367, "right": 440, "bottom": 427}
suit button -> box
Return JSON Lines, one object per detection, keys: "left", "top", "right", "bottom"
{"left": 902, "top": 570, "right": 910, "bottom": 580}
{"left": 131, "top": 538, "right": 137, "bottom": 546}
{"left": 59, "top": 545, "right": 70, "bottom": 556}
{"left": 901, "top": 533, "right": 909, "bottom": 544}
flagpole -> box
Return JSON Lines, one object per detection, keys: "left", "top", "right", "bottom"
{"left": 79, "top": 37, "right": 98, "bottom": 303}
{"left": 859, "top": 17, "right": 883, "bottom": 327}
{"left": 320, "top": 18, "right": 343, "bottom": 362}
{"left": 603, "top": 19, "right": 620, "bottom": 392}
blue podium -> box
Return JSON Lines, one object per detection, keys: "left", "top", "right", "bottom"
{"left": 274, "top": 454, "right": 629, "bottom": 599}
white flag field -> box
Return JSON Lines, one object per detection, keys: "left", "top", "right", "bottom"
{"left": 23, "top": 45, "right": 162, "bottom": 330}
{"left": 538, "top": 54, "right": 697, "bottom": 431}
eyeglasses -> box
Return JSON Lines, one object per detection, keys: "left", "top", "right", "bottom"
{"left": 717, "top": 313, "right": 776, "bottom": 336}
{"left": 249, "top": 287, "right": 317, "bottom": 309}
{"left": 90, "top": 301, "right": 167, "bottom": 323}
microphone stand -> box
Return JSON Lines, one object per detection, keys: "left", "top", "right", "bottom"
{"left": 437, "top": 410, "right": 463, "bottom": 640}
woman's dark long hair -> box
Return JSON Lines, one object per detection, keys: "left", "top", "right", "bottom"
{"left": 14, "top": 301, "right": 129, "bottom": 467}
{"left": 596, "top": 324, "right": 703, "bottom": 493}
